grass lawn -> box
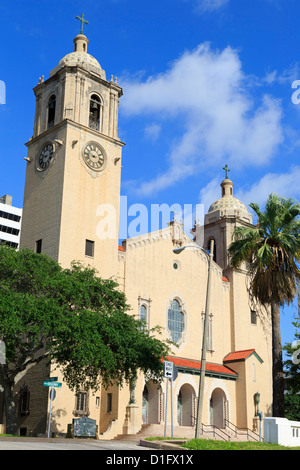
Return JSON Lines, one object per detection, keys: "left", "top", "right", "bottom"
{"left": 181, "top": 438, "right": 300, "bottom": 450}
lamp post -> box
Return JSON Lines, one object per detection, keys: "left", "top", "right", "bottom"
{"left": 254, "top": 391, "right": 263, "bottom": 441}
{"left": 173, "top": 239, "right": 214, "bottom": 439}
{"left": 254, "top": 391, "right": 260, "bottom": 416}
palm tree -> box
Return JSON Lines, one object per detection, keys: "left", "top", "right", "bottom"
{"left": 228, "top": 193, "right": 300, "bottom": 417}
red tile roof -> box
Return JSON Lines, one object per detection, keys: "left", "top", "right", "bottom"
{"left": 165, "top": 356, "right": 238, "bottom": 377}
{"left": 118, "top": 245, "right": 125, "bottom": 252}
{"left": 223, "top": 349, "right": 263, "bottom": 363}
{"left": 222, "top": 276, "right": 229, "bottom": 282}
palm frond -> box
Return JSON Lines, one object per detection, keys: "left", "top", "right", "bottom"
{"left": 228, "top": 193, "right": 300, "bottom": 306}
{"left": 228, "top": 227, "right": 261, "bottom": 269}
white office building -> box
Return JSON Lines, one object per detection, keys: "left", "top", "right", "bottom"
{"left": 0, "top": 195, "right": 22, "bottom": 249}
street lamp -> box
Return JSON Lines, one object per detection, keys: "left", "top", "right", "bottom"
{"left": 173, "top": 239, "right": 215, "bottom": 439}
{"left": 254, "top": 391, "right": 263, "bottom": 442}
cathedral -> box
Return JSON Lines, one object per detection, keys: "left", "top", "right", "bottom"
{"left": 6, "top": 18, "right": 273, "bottom": 439}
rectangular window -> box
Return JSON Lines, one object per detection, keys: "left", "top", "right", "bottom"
{"left": 0, "top": 210, "right": 21, "bottom": 223}
{"left": 107, "top": 393, "right": 112, "bottom": 413}
{"left": 85, "top": 239, "right": 94, "bottom": 257}
{"left": 18, "top": 385, "right": 30, "bottom": 417}
{"left": 251, "top": 310, "right": 257, "bottom": 325}
{"left": 36, "top": 239, "right": 42, "bottom": 254}
{"left": 0, "top": 224, "right": 20, "bottom": 236}
{"left": 76, "top": 392, "right": 88, "bottom": 412}
{"left": 0, "top": 240, "right": 18, "bottom": 248}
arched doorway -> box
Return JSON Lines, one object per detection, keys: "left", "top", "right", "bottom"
{"left": 210, "top": 388, "right": 227, "bottom": 429}
{"left": 142, "top": 382, "right": 161, "bottom": 425}
{"left": 177, "top": 384, "right": 195, "bottom": 427}
{"left": 142, "top": 386, "right": 148, "bottom": 424}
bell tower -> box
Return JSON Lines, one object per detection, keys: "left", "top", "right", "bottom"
{"left": 192, "top": 166, "right": 253, "bottom": 271}
{"left": 20, "top": 16, "right": 124, "bottom": 278}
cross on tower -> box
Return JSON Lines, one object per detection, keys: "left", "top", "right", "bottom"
{"left": 76, "top": 13, "right": 89, "bottom": 35}
{"left": 223, "top": 164, "right": 230, "bottom": 179}
{"left": 171, "top": 209, "right": 178, "bottom": 222}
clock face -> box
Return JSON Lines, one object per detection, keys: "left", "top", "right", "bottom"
{"left": 83, "top": 143, "right": 105, "bottom": 171}
{"left": 38, "top": 143, "right": 54, "bottom": 170}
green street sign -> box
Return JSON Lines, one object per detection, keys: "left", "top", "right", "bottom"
{"left": 44, "top": 381, "right": 62, "bottom": 388}
{"left": 48, "top": 377, "right": 58, "bottom": 382}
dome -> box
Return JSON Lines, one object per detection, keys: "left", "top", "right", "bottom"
{"left": 208, "top": 196, "right": 247, "bottom": 213}
{"left": 208, "top": 177, "right": 248, "bottom": 214}
{"left": 204, "top": 170, "right": 253, "bottom": 226}
{"left": 50, "top": 34, "right": 106, "bottom": 79}
{"left": 58, "top": 51, "right": 102, "bottom": 70}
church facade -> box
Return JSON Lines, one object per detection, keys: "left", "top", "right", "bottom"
{"left": 9, "top": 23, "right": 272, "bottom": 439}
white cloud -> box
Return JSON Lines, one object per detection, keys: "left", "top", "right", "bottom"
{"left": 235, "top": 167, "right": 300, "bottom": 208}
{"left": 144, "top": 123, "right": 161, "bottom": 141}
{"left": 120, "top": 43, "right": 284, "bottom": 196}
{"left": 198, "top": 177, "right": 221, "bottom": 217}
{"left": 262, "top": 64, "right": 299, "bottom": 85}
{"left": 194, "top": 0, "right": 230, "bottom": 12}
{"left": 191, "top": 0, "right": 283, "bottom": 15}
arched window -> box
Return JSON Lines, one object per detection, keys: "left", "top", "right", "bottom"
{"left": 89, "top": 94, "right": 101, "bottom": 130}
{"left": 47, "top": 94, "right": 56, "bottom": 129}
{"left": 168, "top": 299, "right": 184, "bottom": 344}
{"left": 140, "top": 304, "right": 147, "bottom": 323}
{"left": 252, "top": 362, "right": 256, "bottom": 382}
{"left": 138, "top": 296, "right": 151, "bottom": 329}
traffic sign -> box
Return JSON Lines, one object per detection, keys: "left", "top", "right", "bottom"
{"left": 163, "top": 360, "right": 173, "bottom": 379}
{"left": 48, "top": 377, "right": 58, "bottom": 382}
{"left": 163, "top": 361, "right": 178, "bottom": 381}
{"left": 163, "top": 361, "right": 179, "bottom": 439}
{"left": 44, "top": 381, "right": 62, "bottom": 388}
{"left": 172, "top": 364, "right": 178, "bottom": 381}
{"left": 47, "top": 386, "right": 59, "bottom": 438}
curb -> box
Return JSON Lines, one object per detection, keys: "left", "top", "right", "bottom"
{"left": 139, "top": 439, "right": 188, "bottom": 450}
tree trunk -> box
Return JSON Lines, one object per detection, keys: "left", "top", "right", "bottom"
{"left": 0, "top": 367, "right": 18, "bottom": 435}
{"left": 3, "top": 382, "right": 18, "bottom": 435}
{"left": 271, "top": 301, "right": 285, "bottom": 417}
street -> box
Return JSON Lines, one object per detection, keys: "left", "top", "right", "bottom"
{"left": 0, "top": 436, "right": 150, "bottom": 451}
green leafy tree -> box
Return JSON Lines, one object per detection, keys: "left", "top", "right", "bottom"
{"left": 0, "top": 246, "right": 171, "bottom": 434}
{"left": 284, "top": 393, "right": 300, "bottom": 421}
{"left": 228, "top": 194, "right": 300, "bottom": 417}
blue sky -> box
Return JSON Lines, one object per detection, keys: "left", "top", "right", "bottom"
{"left": 0, "top": 0, "right": 299, "bottom": 347}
